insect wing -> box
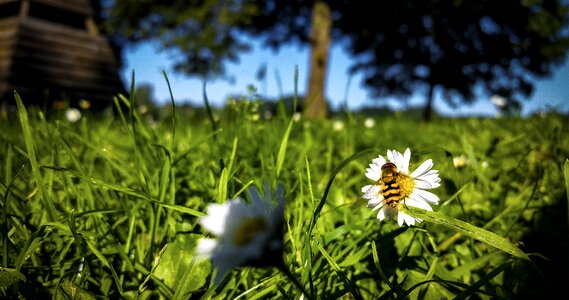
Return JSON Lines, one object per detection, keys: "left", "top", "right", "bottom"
{"left": 353, "top": 183, "right": 380, "bottom": 207}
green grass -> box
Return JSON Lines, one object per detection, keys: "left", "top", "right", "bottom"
{"left": 1, "top": 91, "right": 568, "bottom": 299}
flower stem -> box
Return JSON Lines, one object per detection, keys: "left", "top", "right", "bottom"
{"left": 278, "top": 264, "right": 314, "bottom": 300}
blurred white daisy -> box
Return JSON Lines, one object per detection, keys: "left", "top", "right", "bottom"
{"left": 196, "top": 184, "right": 284, "bottom": 283}
{"left": 452, "top": 154, "right": 470, "bottom": 169}
{"left": 361, "top": 148, "right": 441, "bottom": 226}
{"left": 333, "top": 120, "right": 344, "bottom": 131}
{"left": 65, "top": 108, "right": 81, "bottom": 122}
{"left": 490, "top": 95, "right": 507, "bottom": 108}
{"left": 364, "top": 117, "right": 375, "bottom": 129}
{"left": 292, "top": 112, "right": 302, "bottom": 122}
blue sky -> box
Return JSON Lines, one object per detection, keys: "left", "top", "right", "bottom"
{"left": 121, "top": 40, "right": 569, "bottom": 117}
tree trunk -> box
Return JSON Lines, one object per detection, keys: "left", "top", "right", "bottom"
{"left": 304, "top": 0, "right": 331, "bottom": 120}
{"left": 423, "top": 84, "right": 435, "bottom": 122}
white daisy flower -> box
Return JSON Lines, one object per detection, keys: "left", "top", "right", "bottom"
{"left": 65, "top": 108, "right": 81, "bottom": 122}
{"left": 453, "top": 154, "right": 470, "bottom": 169}
{"left": 333, "top": 120, "right": 344, "bottom": 131}
{"left": 196, "top": 184, "right": 284, "bottom": 283}
{"left": 292, "top": 112, "right": 302, "bottom": 122}
{"left": 361, "top": 148, "right": 441, "bottom": 226}
{"left": 364, "top": 117, "right": 375, "bottom": 129}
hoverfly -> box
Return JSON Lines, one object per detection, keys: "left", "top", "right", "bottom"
{"left": 357, "top": 162, "right": 413, "bottom": 208}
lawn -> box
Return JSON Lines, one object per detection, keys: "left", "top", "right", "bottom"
{"left": 1, "top": 90, "right": 568, "bottom": 299}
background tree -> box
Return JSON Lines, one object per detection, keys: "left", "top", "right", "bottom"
{"left": 336, "top": 0, "right": 569, "bottom": 121}
{"left": 105, "top": 0, "right": 569, "bottom": 121}
{"left": 104, "top": 0, "right": 334, "bottom": 119}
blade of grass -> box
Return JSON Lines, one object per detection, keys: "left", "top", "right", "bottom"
{"left": 293, "top": 66, "right": 298, "bottom": 113}
{"left": 276, "top": 120, "right": 293, "bottom": 178}
{"left": 563, "top": 159, "right": 569, "bottom": 282}
{"left": 227, "top": 137, "right": 238, "bottom": 177}
{"left": 41, "top": 166, "right": 204, "bottom": 217}
{"left": 302, "top": 155, "right": 315, "bottom": 295}
{"left": 307, "top": 148, "right": 375, "bottom": 236}
{"left": 405, "top": 206, "right": 530, "bottom": 261}
{"left": 371, "top": 240, "right": 402, "bottom": 297}
{"left": 453, "top": 259, "right": 515, "bottom": 300}
{"left": 418, "top": 256, "right": 439, "bottom": 299}
{"left": 202, "top": 81, "right": 224, "bottom": 171}
{"left": 15, "top": 92, "right": 57, "bottom": 221}
{"left": 217, "top": 168, "right": 228, "bottom": 203}
{"left": 317, "top": 244, "right": 363, "bottom": 300}
{"left": 84, "top": 239, "right": 124, "bottom": 295}
{"left": 2, "top": 165, "right": 25, "bottom": 267}
{"left": 231, "top": 273, "right": 281, "bottom": 300}
{"left": 162, "top": 71, "right": 176, "bottom": 152}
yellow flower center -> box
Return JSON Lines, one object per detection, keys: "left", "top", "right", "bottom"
{"left": 233, "top": 216, "right": 268, "bottom": 245}
{"left": 398, "top": 173, "right": 415, "bottom": 201}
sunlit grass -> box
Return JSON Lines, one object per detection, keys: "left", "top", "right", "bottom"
{"left": 1, "top": 89, "right": 568, "bottom": 299}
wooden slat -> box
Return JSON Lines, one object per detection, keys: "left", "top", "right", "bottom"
{"left": 15, "top": 35, "right": 119, "bottom": 65}
{"left": 0, "top": 17, "right": 19, "bottom": 32}
{"left": 29, "top": 0, "right": 94, "bottom": 16}
{"left": 1, "top": 3, "right": 125, "bottom": 105}
{"left": 11, "top": 48, "right": 120, "bottom": 73}
{"left": 2, "top": 85, "right": 118, "bottom": 105}
{"left": 9, "top": 73, "right": 124, "bottom": 96}
{"left": 19, "top": 17, "right": 111, "bottom": 47}
{"left": 9, "top": 59, "right": 124, "bottom": 87}
{"left": 15, "top": 17, "right": 121, "bottom": 68}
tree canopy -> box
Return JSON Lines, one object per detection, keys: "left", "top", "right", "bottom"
{"left": 337, "top": 0, "right": 569, "bottom": 120}
{"left": 104, "top": 0, "right": 569, "bottom": 120}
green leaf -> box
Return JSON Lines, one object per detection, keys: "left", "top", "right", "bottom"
{"left": 276, "top": 120, "right": 293, "bottom": 178}
{"left": 57, "top": 279, "right": 95, "bottom": 299}
{"left": 405, "top": 207, "right": 530, "bottom": 261}
{"left": 0, "top": 267, "right": 26, "bottom": 288}
{"left": 156, "top": 234, "right": 208, "bottom": 298}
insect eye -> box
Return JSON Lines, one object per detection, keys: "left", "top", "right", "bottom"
{"left": 381, "top": 162, "right": 396, "bottom": 170}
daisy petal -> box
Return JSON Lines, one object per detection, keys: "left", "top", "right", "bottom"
{"left": 362, "top": 185, "right": 381, "bottom": 200}
{"left": 399, "top": 211, "right": 417, "bottom": 226}
{"left": 369, "top": 162, "right": 381, "bottom": 174}
{"left": 414, "top": 177, "right": 440, "bottom": 189}
{"left": 195, "top": 238, "right": 217, "bottom": 258}
{"left": 411, "top": 189, "right": 440, "bottom": 204}
{"left": 200, "top": 203, "right": 231, "bottom": 235}
{"left": 370, "top": 198, "right": 384, "bottom": 209}
{"left": 372, "top": 156, "right": 387, "bottom": 168}
{"left": 361, "top": 184, "right": 373, "bottom": 194}
{"left": 211, "top": 248, "right": 247, "bottom": 284}
{"left": 248, "top": 186, "right": 264, "bottom": 211}
{"left": 386, "top": 150, "right": 396, "bottom": 163}
{"left": 377, "top": 207, "right": 386, "bottom": 220}
{"left": 365, "top": 168, "right": 380, "bottom": 181}
{"left": 410, "top": 159, "right": 434, "bottom": 178}
{"left": 397, "top": 212, "right": 405, "bottom": 226}
{"left": 400, "top": 148, "right": 411, "bottom": 173}
{"left": 405, "top": 197, "right": 433, "bottom": 211}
